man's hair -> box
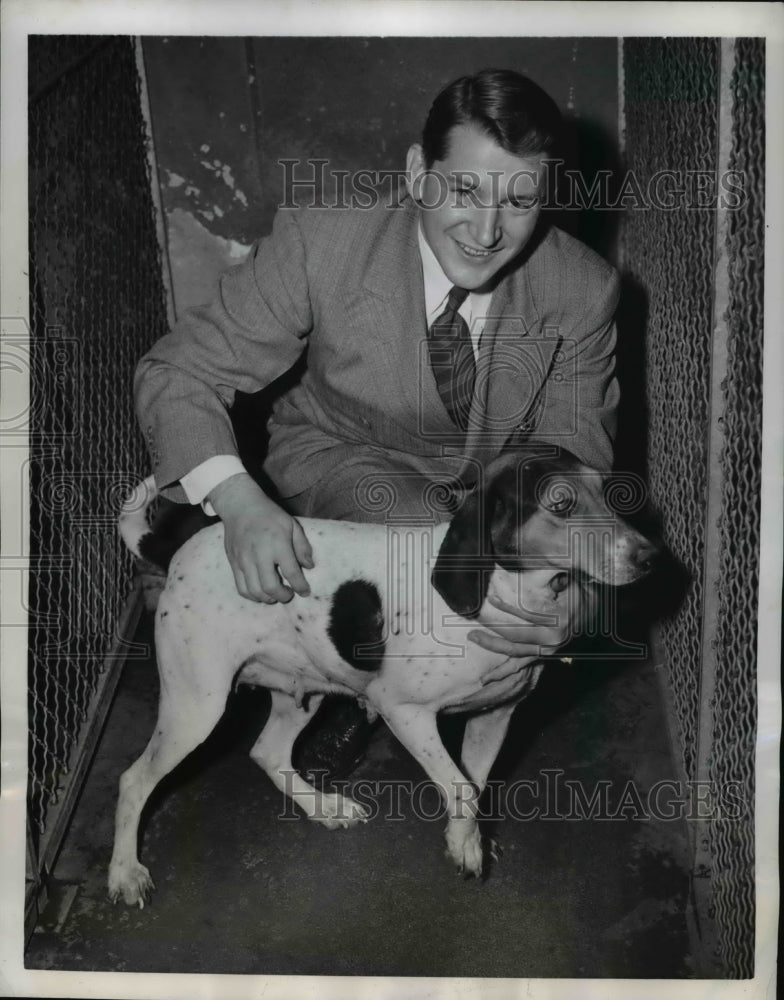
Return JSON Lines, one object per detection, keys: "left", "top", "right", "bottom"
{"left": 421, "top": 68, "right": 563, "bottom": 167}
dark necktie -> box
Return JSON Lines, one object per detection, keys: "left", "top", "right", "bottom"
{"left": 427, "top": 286, "right": 476, "bottom": 431}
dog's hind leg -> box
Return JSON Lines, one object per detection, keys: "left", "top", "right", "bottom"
{"left": 108, "top": 654, "right": 228, "bottom": 907}
{"left": 249, "top": 690, "right": 369, "bottom": 829}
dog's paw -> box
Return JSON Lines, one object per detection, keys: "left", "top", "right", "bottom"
{"left": 311, "top": 792, "right": 369, "bottom": 830}
{"left": 107, "top": 861, "right": 155, "bottom": 908}
{"left": 445, "top": 821, "right": 484, "bottom": 878}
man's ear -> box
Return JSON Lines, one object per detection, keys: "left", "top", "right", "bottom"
{"left": 431, "top": 486, "right": 494, "bottom": 619}
{"left": 406, "top": 143, "right": 426, "bottom": 203}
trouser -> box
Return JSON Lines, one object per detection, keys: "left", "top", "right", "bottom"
{"left": 284, "top": 451, "right": 465, "bottom": 524}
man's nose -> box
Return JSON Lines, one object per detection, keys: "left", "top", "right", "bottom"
{"left": 469, "top": 206, "right": 501, "bottom": 247}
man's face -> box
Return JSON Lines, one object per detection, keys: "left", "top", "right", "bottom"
{"left": 407, "top": 124, "right": 546, "bottom": 292}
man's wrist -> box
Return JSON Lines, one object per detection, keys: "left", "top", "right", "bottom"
{"left": 181, "top": 455, "right": 247, "bottom": 506}
{"left": 208, "top": 472, "right": 271, "bottom": 519}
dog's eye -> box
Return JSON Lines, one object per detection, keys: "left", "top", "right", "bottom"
{"left": 538, "top": 478, "right": 577, "bottom": 516}
{"left": 546, "top": 494, "right": 574, "bottom": 515}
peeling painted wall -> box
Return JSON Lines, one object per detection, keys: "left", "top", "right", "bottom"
{"left": 142, "top": 36, "right": 619, "bottom": 316}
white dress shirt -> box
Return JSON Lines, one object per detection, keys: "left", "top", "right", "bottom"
{"left": 417, "top": 223, "right": 493, "bottom": 356}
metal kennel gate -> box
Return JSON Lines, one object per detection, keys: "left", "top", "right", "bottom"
{"left": 621, "top": 38, "right": 764, "bottom": 977}
{"left": 26, "top": 36, "right": 169, "bottom": 935}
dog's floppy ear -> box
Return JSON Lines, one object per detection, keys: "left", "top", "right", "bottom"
{"left": 431, "top": 454, "right": 538, "bottom": 617}
{"left": 431, "top": 484, "right": 493, "bottom": 618}
{"left": 487, "top": 457, "right": 539, "bottom": 564}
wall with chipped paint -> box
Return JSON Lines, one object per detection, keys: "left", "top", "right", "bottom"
{"left": 142, "top": 36, "right": 619, "bottom": 318}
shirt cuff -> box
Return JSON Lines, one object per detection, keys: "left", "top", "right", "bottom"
{"left": 180, "top": 455, "right": 247, "bottom": 515}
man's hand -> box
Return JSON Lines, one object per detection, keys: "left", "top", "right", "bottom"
{"left": 468, "top": 572, "right": 596, "bottom": 684}
{"left": 208, "top": 472, "right": 313, "bottom": 603}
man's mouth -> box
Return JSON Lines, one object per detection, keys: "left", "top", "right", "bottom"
{"left": 455, "top": 239, "right": 497, "bottom": 259}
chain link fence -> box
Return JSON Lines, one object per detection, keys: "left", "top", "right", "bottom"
{"left": 708, "top": 36, "right": 764, "bottom": 978}
{"left": 27, "top": 35, "right": 168, "bottom": 887}
{"left": 622, "top": 37, "right": 763, "bottom": 977}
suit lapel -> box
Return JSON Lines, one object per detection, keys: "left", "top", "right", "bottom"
{"left": 464, "top": 241, "right": 561, "bottom": 465}
{"left": 360, "top": 199, "right": 457, "bottom": 439}
{"left": 354, "top": 206, "right": 564, "bottom": 460}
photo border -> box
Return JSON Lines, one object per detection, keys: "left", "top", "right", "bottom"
{"left": 2, "top": 2, "right": 781, "bottom": 998}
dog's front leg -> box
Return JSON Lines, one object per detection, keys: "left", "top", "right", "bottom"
{"left": 461, "top": 665, "right": 544, "bottom": 791}
{"left": 460, "top": 703, "right": 517, "bottom": 793}
{"left": 378, "top": 702, "right": 484, "bottom": 876}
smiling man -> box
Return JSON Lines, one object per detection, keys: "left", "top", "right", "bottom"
{"left": 408, "top": 127, "right": 546, "bottom": 291}
{"left": 135, "top": 69, "right": 620, "bottom": 774}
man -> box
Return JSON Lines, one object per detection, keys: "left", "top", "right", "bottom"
{"left": 136, "top": 69, "right": 620, "bottom": 771}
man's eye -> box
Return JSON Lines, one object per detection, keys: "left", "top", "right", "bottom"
{"left": 507, "top": 197, "right": 539, "bottom": 211}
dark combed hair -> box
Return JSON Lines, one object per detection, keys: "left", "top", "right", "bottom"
{"left": 421, "top": 68, "right": 563, "bottom": 167}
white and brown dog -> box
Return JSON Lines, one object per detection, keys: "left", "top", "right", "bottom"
{"left": 108, "top": 445, "right": 658, "bottom": 907}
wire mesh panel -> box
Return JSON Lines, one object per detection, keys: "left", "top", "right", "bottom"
{"left": 622, "top": 38, "right": 762, "bottom": 978}
{"left": 707, "top": 37, "right": 764, "bottom": 979}
{"left": 622, "top": 38, "right": 719, "bottom": 783}
{"left": 27, "top": 37, "right": 168, "bottom": 852}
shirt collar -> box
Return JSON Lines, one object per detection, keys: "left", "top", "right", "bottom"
{"left": 417, "top": 221, "right": 455, "bottom": 320}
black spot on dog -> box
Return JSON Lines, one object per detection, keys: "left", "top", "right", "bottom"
{"left": 327, "top": 579, "right": 385, "bottom": 672}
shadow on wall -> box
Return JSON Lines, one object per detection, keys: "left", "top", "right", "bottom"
{"left": 557, "top": 116, "right": 650, "bottom": 483}
{"left": 547, "top": 113, "right": 651, "bottom": 483}
{"left": 570, "top": 117, "right": 624, "bottom": 260}
{"left": 614, "top": 276, "right": 651, "bottom": 482}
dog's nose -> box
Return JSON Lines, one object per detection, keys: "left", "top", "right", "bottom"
{"left": 633, "top": 541, "right": 660, "bottom": 573}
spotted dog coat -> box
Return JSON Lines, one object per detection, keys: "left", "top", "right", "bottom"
{"left": 108, "top": 446, "right": 658, "bottom": 907}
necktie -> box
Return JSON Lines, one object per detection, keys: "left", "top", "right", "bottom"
{"left": 427, "top": 286, "right": 476, "bottom": 431}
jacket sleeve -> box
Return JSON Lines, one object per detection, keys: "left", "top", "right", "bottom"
{"left": 527, "top": 264, "right": 621, "bottom": 473}
{"left": 134, "top": 208, "right": 313, "bottom": 498}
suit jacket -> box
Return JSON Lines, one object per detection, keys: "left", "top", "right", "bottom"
{"left": 135, "top": 195, "right": 620, "bottom": 502}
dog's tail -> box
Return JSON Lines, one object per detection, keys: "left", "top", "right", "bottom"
{"left": 118, "top": 475, "right": 158, "bottom": 558}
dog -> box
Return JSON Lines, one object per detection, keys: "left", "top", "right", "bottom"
{"left": 108, "top": 444, "right": 658, "bottom": 907}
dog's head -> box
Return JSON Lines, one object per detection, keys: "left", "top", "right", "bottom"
{"left": 432, "top": 444, "right": 660, "bottom": 618}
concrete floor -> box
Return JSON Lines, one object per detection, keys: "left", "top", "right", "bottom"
{"left": 26, "top": 612, "right": 697, "bottom": 977}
